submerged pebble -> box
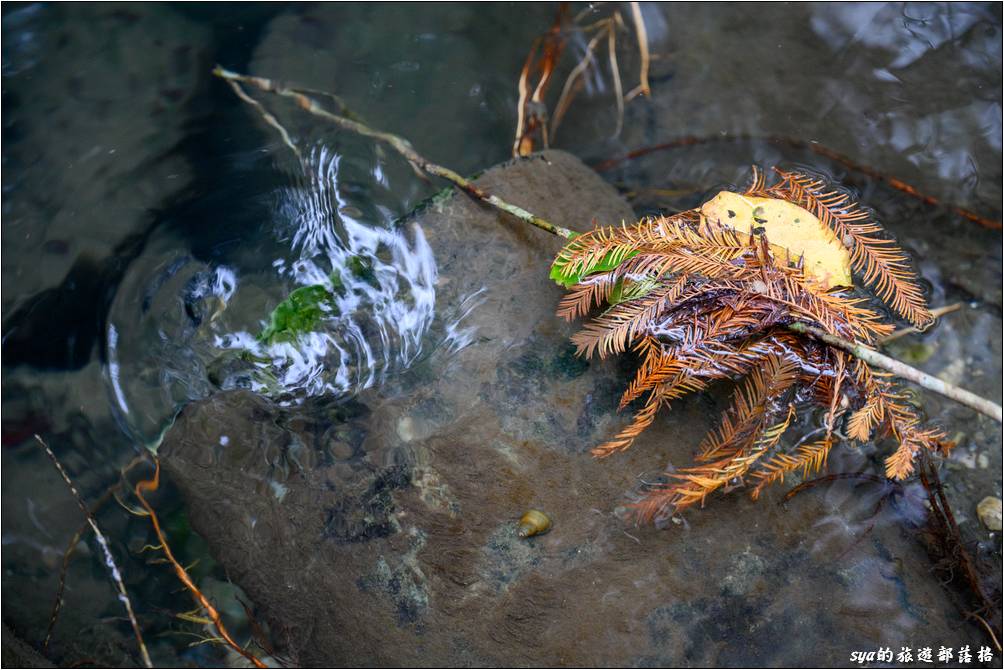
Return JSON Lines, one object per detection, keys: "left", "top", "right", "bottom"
{"left": 517, "top": 509, "right": 551, "bottom": 538}
{"left": 977, "top": 496, "right": 1002, "bottom": 531}
{"left": 397, "top": 416, "right": 416, "bottom": 442}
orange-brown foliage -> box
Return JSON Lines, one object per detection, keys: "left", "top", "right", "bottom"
{"left": 554, "top": 168, "right": 946, "bottom": 522}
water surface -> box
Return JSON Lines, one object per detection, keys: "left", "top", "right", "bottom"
{"left": 2, "top": 3, "right": 1000, "bottom": 666}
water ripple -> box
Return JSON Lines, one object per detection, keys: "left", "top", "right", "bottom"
{"left": 105, "top": 145, "right": 459, "bottom": 445}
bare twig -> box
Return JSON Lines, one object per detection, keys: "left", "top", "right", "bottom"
{"left": 132, "top": 460, "right": 267, "bottom": 668}
{"left": 46, "top": 455, "right": 148, "bottom": 651}
{"left": 43, "top": 485, "right": 119, "bottom": 652}
{"left": 807, "top": 142, "right": 1002, "bottom": 232}
{"left": 592, "top": 134, "right": 1001, "bottom": 231}
{"left": 787, "top": 322, "right": 1003, "bottom": 423}
{"left": 45, "top": 517, "right": 89, "bottom": 651}
{"left": 237, "top": 596, "right": 277, "bottom": 658}
{"left": 223, "top": 78, "right": 302, "bottom": 163}
{"left": 879, "top": 303, "right": 963, "bottom": 344}
{"left": 624, "top": 1, "right": 651, "bottom": 101}
{"left": 214, "top": 66, "right": 573, "bottom": 240}
{"left": 283, "top": 84, "right": 361, "bottom": 122}
{"left": 520, "top": 6, "right": 635, "bottom": 148}
{"left": 975, "top": 616, "right": 1002, "bottom": 653}
{"left": 607, "top": 17, "right": 624, "bottom": 138}
{"left": 550, "top": 28, "right": 605, "bottom": 142}
{"left": 34, "top": 435, "right": 152, "bottom": 669}
{"left": 781, "top": 472, "right": 892, "bottom": 504}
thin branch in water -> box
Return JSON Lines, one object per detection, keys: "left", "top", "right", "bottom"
{"left": 213, "top": 65, "right": 574, "bottom": 240}
{"left": 624, "top": 1, "right": 651, "bottom": 101}
{"left": 550, "top": 26, "right": 605, "bottom": 142}
{"left": 975, "top": 615, "right": 1002, "bottom": 654}
{"left": 607, "top": 16, "right": 625, "bottom": 138}
{"left": 533, "top": 9, "right": 567, "bottom": 149}
{"left": 44, "top": 484, "right": 119, "bottom": 652}
{"left": 807, "top": 142, "right": 1002, "bottom": 232}
{"left": 781, "top": 472, "right": 892, "bottom": 504}
{"left": 34, "top": 435, "right": 152, "bottom": 669}
{"left": 238, "top": 596, "right": 278, "bottom": 658}
{"left": 572, "top": 1, "right": 607, "bottom": 24}
{"left": 223, "top": 78, "right": 302, "bottom": 163}
{"left": 132, "top": 459, "right": 267, "bottom": 669}
{"left": 284, "top": 84, "right": 361, "bottom": 122}
{"left": 879, "top": 303, "right": 963, "bottom": 344}
{"left": 45, "top": 517, "right": 89, "bottom": 651}
{"left": 787, "top": 322, "right": 1003, "bottom": 423}
{"left": 617, "top": 184, "right": 705, "bottom": 202}
{"left": 592, "top": 133, "right": 1001, "bottom": 230}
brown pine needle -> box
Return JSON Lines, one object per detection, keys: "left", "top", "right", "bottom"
{"left": 552, "top": 184, "right": 996, "bottom": 511}
{"left": 771, "top": 168, "right": 934, "bottom": 328}
{"left": 879, "top": 303, "right": 963, "bottom": 344}
{"left": 34, "top": 435, "right": 152, "bottom": 669}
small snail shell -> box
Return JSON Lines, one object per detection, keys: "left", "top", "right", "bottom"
{"left": 517, "top": 510, "right": 552, "bottom": 538}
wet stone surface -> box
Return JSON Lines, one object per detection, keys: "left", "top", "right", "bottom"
{"left": 160, "top": 151, "right": 993, "bottom": 666}
{"left": 247, "top": 4, "right": 561, "bottom": 174}
{"left": 1, "top": 5, "right": 998, "bottom": 667}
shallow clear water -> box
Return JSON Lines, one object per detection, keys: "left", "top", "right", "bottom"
{"left": 2, "top": 3, "right": 1001, "bottom": 666}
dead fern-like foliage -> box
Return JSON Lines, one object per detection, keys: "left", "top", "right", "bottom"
{"left": 762, "top": 168, "right": 934, "bottom": 328}
{"left": 552, "top": 167, "right": 947, "bottom": 523}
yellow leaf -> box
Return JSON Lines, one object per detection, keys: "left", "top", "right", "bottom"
{"left": 699, "top": 192, "right": 853, "bottom": 289}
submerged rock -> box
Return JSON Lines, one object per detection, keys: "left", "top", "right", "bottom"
{"left": 160, "top": 150, "right": 980, "bottom": 665}
{"left": 977, "top": 496, "right": 1003, "bottom": 532}
{"left": 248, "top": 4, "right": 560, "bottom": 173}
{"left": 2, "top": 3, "right": 210, "bottom": 367}
{"left": 2, "top": 625, "right": 54, "bottom": 669}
